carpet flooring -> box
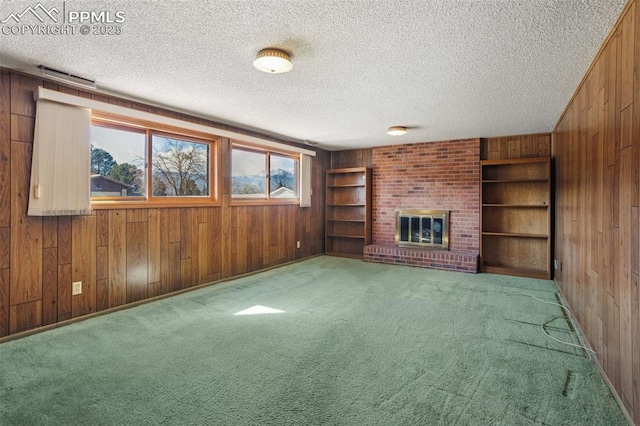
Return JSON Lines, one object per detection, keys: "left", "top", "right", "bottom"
{"left": 0, "top": 256, "right": 628, "bottom": 425}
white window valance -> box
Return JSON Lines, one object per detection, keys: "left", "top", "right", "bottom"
{"left": 28, "top": 99, "right": 92, "bottom": 216}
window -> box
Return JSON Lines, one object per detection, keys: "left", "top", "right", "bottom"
{"left": 231, "top": 145, "right": 299, "bottom": 202}
{"left": 91, "top": 123, "right": 146, "bottom": 198}
{"left": 151, "top": 133, "right": 210, "bottom": 197}
{"left": 91, "top": 118, "right": 218, "bottom": 205}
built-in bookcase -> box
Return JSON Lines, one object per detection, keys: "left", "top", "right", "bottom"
{"left": 325, "top": 167, "right": 372, "bottom": 258}
{"left": 480, "top": 157, "right": 551, "bottom": 279}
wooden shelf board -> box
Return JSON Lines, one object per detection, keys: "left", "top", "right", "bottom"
{"left": 328, "top": 184, "right": 366, "bottom": 188}
{"left": 327, "top": 219, "right": 366, "bottom": 223}
{"left": 482, "top": 204, "right": 549, "bottom": 208}
{"left": 327, "top": 167, "right": 367, "bottom": 174}
{"left": 482, "top": 179, "right": 549, "bottom": 184}
{"left": 482, "top": 232, "right": 548, "bottom": 239}
{"left": 326, "top": 252, "right": 363, "bottom": 259}
{"left": 481, "top": 157, "right": 550, "bottom": 166}
{"left": 326, "top": 234, "right": 365, "bottom": 239}
{"left": 327, "top": 203, "right": 365, "bottom": 207}
{"left": 482, "top": 264, "right": 549, "bottom": 280}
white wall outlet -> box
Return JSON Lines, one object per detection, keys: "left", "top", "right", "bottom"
{"left": 72, "top": 281, "right": 82, "bottom": 295}
{"left": 296, "top": 241, "right": 301, "bottom": 249}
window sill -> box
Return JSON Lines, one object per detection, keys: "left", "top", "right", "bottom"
{"left": 91, "top": 200, "right": 221, "bottom": 209}
{"left": 230, "top": 198, "right": 300, "bottom": 207}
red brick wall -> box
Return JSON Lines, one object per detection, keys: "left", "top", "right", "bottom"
{"left": 371, "top": 138, "right": 480, "bottom": 253}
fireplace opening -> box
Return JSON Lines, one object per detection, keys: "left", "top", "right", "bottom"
{"left": 395, "top": 209, "right": 449, "bottom": 249}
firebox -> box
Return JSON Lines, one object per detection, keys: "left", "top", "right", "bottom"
{"left": 395, "top": 209, "right": 449, "bottom": 249}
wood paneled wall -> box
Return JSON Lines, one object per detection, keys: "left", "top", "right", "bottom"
{"left": 481, "top": 134, "right": 551, "bottom": 160}
{"left": 330, "top": 149, "right": 372, "bottom": 169}
{"left": 0, "top": 70, "right": 330, "bottom": 337}
{"left": 553, "top": 0, "right": 640, "bottom": 422}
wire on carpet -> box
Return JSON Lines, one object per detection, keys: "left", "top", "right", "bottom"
{"left": 510, "top": 292, "right": 597, "bottom": 355}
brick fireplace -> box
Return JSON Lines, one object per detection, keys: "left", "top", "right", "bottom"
{"left": 363, "top": 138, "right": 480, "bottom": 272}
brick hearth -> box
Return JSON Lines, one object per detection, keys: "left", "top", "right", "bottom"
{"left": 364, "top": 244, "right": 478, "bottom": 273}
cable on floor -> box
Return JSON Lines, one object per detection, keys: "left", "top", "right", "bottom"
{"left": 509, "top": 292, "right": 596, "bottom": 355}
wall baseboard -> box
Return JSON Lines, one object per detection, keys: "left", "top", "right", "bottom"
{"left": 0, "top": 254, "right": 324, "bottom": 345}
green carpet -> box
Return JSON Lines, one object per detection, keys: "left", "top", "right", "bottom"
{"left": 0, "top": 256, "right": 627, "bottom": 425}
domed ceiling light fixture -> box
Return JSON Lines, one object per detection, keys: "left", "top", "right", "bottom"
{"left": 253, "top": 48, "right": 293, "bottom": 74}
{"left": 387, "top": 126, "right": 407, "bottom": 136}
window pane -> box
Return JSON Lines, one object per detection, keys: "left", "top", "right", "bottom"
{"left": 91, "top": 124, "right": 146, "bottom": 197}
{"left": 232, "top": 149, "right": 267, "bottom": 198}
{"left": 151, "top": 135, "right": 210, "bottom": 197}
{"left": 270, "top": 155, "right": 298, "bottom": 198}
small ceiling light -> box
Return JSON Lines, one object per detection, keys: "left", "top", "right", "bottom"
{"left": 253, "top": 48, "right": 293, "bottom": 74}
{"left": 387, "top": 126, "right": 407, "bottom": 136}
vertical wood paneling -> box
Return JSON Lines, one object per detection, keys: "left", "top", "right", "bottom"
{"left": 147, "top": 209, "right": 161, "bottom": 284}
{"left": 9, "top": 300, "right": 42, "bottom": 333}
{"left": 10, "top": 114, "right": 34, "bottom": 143}
{"left": 10, "top": 142, "right": 42, "bottom": 306}
{"left": 169, "top": 241, "right": 181, "bottom": 292}
{"left": 198, "top": 221, "right": 210, "bottom": 283}
{"left": 554, "top": 1, "right": 640, "bottom": 421}
{"left": 57, "top": 216, "right": 73, "bottom": 318}
{"left": 96, "top": 210, "right": 109, "bottom": 247}
{"left": 0, "top": 268, "right": 8, "bottom": 337}
{"left": 71, "top": 216, "right": 96, "bottom": 317}
{"left": 57, "top": 264, "right": 72, "bottom": 322}
{"left": 58, "top": 216, "right": 72, "bottom": 264}
{"left": 42, "top": 247, "right": 57, "bottom": 325}
{"left": 126, "top": 221, "right": 148, "bottom": 302}
{"left": 330, "top": 149, "right": 373, "bottom": 169}
{"left": 10, "top": 73, "right": 39, "bottom": 118}
{"left": 42, "top": 217, "right": 57, "bottom": 249}
{"left": 0, "top": 227, "right": 8, "bottom": 269}
{"left": 0, "top": 71, "right": 329, "bottom": 350}
{"left": 108, "top": 210, "right": 126, "bottom": 308}
{"left": 0, "top": 72, "right": 10, "bottom": 228}
{"left": 96, "top": 246, "right": 109, "bottom": 281}
{"left": 96, "top": 279, "right": 109, "bottom": 312}
{"left": 159, "top": 209, "right": 171, "bottom": 295}
{"left": 481, "top": 134, "right": 551, "bottom": 160}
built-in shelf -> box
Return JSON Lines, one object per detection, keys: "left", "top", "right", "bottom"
{"left": 326, "top": 167, "right": 372, "bottom": 259}
{"left": 483, "top": 264, "right": 549, "bottom": 280}
{"left": 482, "top": 179, "right": 549, "bottom": 183}
{"left": 482, "top": 232, "right": 548, "bottom": 239}
{"left": 480, "top": 156, "right": 551, "bottom": 279}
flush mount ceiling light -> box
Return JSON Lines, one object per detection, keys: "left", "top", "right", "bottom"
{"left": 253, "top": 48, "right": 293, "bottom": 74}
{"left": 387, "top": 126, "right": 407, "bottom": 136}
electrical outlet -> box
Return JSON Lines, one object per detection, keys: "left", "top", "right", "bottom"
{"left": 296, "top": 241, "right": 301, "bottom": 249}
{"left": 72, "top": 281, "right": 82, "bottom": 296}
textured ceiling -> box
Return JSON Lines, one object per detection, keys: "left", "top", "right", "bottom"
{"left": 0, "top": 0, "right": 628, "bottom": 150}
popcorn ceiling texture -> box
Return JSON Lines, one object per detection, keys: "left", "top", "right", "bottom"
{"left": 0, "top": 0, "right": 628, "bottom": 150}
